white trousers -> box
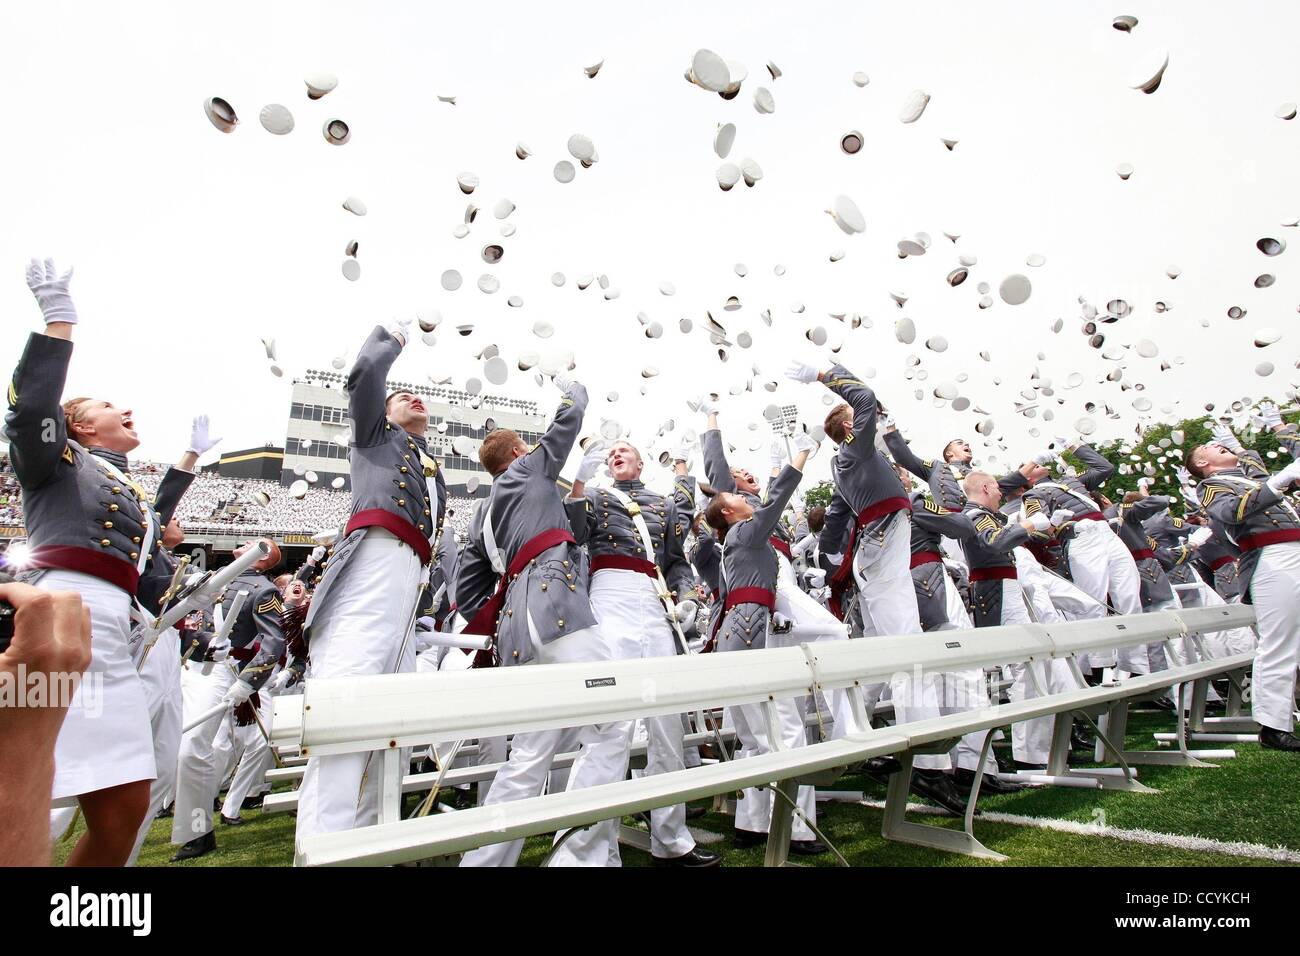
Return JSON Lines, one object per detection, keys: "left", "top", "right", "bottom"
{"left": 220, "top": 686, "right": 274, "bottom": 817}
{"left": 1246, "top": 542, "right": 1300, "bottom": 732}
{"left": 775, "top": 554, "right": 864, "bottom": 740}
{"left": 728, "top": 697, "right": 817, "bottom": 841}
{"left": 852, "top": 515, "right": 948, "bottom": 770}
{"left": 1066, "top": 521, "right": 1142, "bottom": 669}
{"left": 37, "top": 570, "right": 156, "bottom": 799}
{"left": 590, "top": 569, "right": 695, "bottom": 859}
{"left": 172, "top": 659, "right": 238, "bottom": 843}
{"left": 934, "top": 571, "right": 999, "bottom": 774}
{"left": 296, "top": 529, "right": 424, "bottom": 842}
{"left": 997, "top": 576, "right": 1074, "bottom": 764}
{"left": 460, "top": 617, "right": 631, "bottom": 867}
{"left": 128, "top": 628, "right": 183, "bottom": 864}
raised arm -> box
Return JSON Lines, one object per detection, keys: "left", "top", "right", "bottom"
{"left": 912, "top": 499, "right": 978, "bottom": 541}
{"left": 700, "top": 428, "right": 737, "bottom": 494}
{"left": 970, "top": 511, "right": 1031, "bottom": 553}
{"left": 348, "top": 325, "right": 407, "bottom": 448}
{"left": 528, "top": 378, "right": 587, "bottom": 480}
{"left": 1119, "top": 494, "right": 1172, "bottom": 524}
{"left": 883, "top": 425, "right": 932, "bottom": 481}
{"left": 5, "top": 333, "right": 73, "bottom": 488}
{"left": 1069, "top": 442, "right": 1115, "bottom": 490}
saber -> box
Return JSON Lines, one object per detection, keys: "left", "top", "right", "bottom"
{"left": 220, "top": 656, "right": 285, "bottom": 768}
{"left": 421, "top": 631, "right": 491, "bottom": 651}
{"left": 139, "top": 541, "right": 271, "bottom": 657}
{"left": 133, "top": 554, "right": 192, "bottom": 671}
{"left": 182, "top": 701, "right": 231, "bottom": 735}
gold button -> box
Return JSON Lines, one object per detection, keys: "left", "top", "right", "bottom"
{"left": 424, "top": 509, "right": 431, "bottom": 516}
{"left": 557, "top": 619, "right": 564, "bottom": 628}
{"left": 132, "top": 536, "right": 141, "bottom": 544}
{"left": 102, "top": 520, "right": 113, "bottom": 529}
{"left": 385, "top": 424, "right": 392, "bottom": 430}
{"left": 111, "top": 486, "right": 121, "bottom": 494}
{"left": 512, "top": 650, "right": 519, "bottom": 658}
{"left": 541, "top": 583, "right": 548, "bottom": 591}
{"left": 130, "top": 552, "right": 139, "bottom": 560}
{"left": 398, "top": 499, "right": 406, "bottom": 506}
{"left": 109, "top": 504, "right": 119, "bottom": 512}
{"left": 418, "top": 524, "right": 425, "bottom": 531}
{"left": 507, "top": 609, "right": 513, "bottom": 616}
{"left": 400, "top": 466, "right": 408, "bottom": 474}
{"left": 569, "top": 584, "right": 576, "bottom": 591}
{"left": 399, "top": 481, "right": 407, "bottom": 489}
{"left": 99, "top": 538, "right": 111, "bottom": 547}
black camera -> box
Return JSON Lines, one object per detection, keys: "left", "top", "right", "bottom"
{"left": 0, "top": 569, "right": 14, "bottom": 653}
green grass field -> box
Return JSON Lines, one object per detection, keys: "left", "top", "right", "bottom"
{"left": 55, "top": 711, "right": 1300, "bottom": 867}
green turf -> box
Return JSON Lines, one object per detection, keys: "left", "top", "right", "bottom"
{"left": 53, "top": 708, "right": 1300, "bottom": 867}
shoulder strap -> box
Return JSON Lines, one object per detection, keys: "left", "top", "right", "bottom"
{"left": 480, "top": 495, "right": 506, "bottom": 576}
{"left": 603, "top": 485, "right": 660, "bottom": 564}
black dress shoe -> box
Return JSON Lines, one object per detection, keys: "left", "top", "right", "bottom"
{"left": 655, "top": 846, "right": 722, "bottom": 867}
{"left": 993, "top": 748, "right": 1018, "bottom": 774}
{"left": 953, "top": 767, "right": 1024, "bottom": 796}
{"left": 1259, "top": 727, "right": 1300, "bottom": 752}
{"left": 684, "top": 804, "right": 709, "bottom": 820}
{"left": 241, "top": 794, "right": 264, "bottom": 811}
{"left": 789, "top": 839, "right": 827, "bottom": 856}
{"left": 858, "top": 755, "right": 903, "bottom": 786}
{"left": 219, "top": 813, "right": 244, "bottom": 827}
{"left": 1071, "top": 722, "right": 1096, "bottom": 751}
{"left": 170, "top": 830, "right": 216, "bottom": 862}
{"left": 1145, "top": 696, "right": 1177, "bottom": 714}
{"left": 1013, "top": 760, "right": 1047, "bottom": 772}
{"left": 910, "top": 769, "right": 970, "bottom": 816}
{"left": 156, "top": 804, "right": 173, "bottom": 819}
{"left": 731, "top": 828, "right": 766, "bottom": 848}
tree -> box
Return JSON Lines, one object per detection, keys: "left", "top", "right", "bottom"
{"left": 803, "top": 480, "right": 834, "bottom": 510}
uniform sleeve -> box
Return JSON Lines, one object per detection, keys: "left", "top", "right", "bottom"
{"left": 751, "top": 465, "right": 802, "bottom": 539}
{"left": 528, "top": 384, "right": 587, "bottom": 481}
{"left": 662, "top": 501, "right": 695, "bottom": 598}
{"left": 996, "top": 467, "right": 1030, "bottom": 498}
{"left": 912, "top": 501, "right": 977, "bottom": 541}
{"left": 347, "top": 326, "right": 404, "bottom": 448}
{"left": 1071, "top": 443, "right": 1115, "bottom": 490}
{"left": 883, "top": 429, "right": 932, "bottom": 482}
{"left": 1120, "top": 495, "right": 1171, "bottom": 524}
{"left": 822, "top": 364, "right": 878, "bottom": 465}
{"left": 1274, "top": 424, "right": 1300, "bottom": 460}
{"left": 237, "top": 583, "right": 287, "bottom": 691}
{"left": 432, "top": 464, "right": 448, "bottom": 536}
{"left": 671, "top": 474, "right": 697, "bottom": 538}
{"left": 567, "top": 492, "right": 596, "bottom": 545}
{"left": 4, "top": 332, "right": 73, "bottom": 488}
{"left": 818, "top": 490, "right": 852, "bottom": 557}
{"left": 971, "top": 511, "right": 1030, "bottom": 552}
{"left": 701, "top": 429, "right": 737, "bottom": 494}
{"left": 1237, "top": 449, "right": 1270, "bottom": 478}
{"left": 1155, "top": 542, "right": 1194, "bottom": 571}
{"left": 453, "top": 510, "right": 497, "bottom": 621}
{"left": 152, "top": 466, "right": 196, "bottom": 527}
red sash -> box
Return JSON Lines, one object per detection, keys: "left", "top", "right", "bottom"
{"left": 1073, "top": 511, "right": 1106, "bottom": 523}
{"left": 27, "top": 545, "right": 139, "bottom": 595}
{"left": 910, "top": 551, "right": 942, "bottom": 569}
{"left": 590, "top": 554, "right": 657, "bottom": 578}
{"left": 463, "top": 528, "right": 578, "bottom": 666}
{"left": 769, "top": 536, "right": 793, "bottom": 562}
{"left": 345, "top": 508, "right": 432, "bottom": 565}
{"left": 1129, "top": 548, "right": 1155, "bottom": 562}
{"left": 970, "top": 566, "right": 1017, "bottom": 582}
{"left": 1210, "top": 554, "right": 1236, "bottom": 571}
{"left": 827, "top": 496, "right": 911, "bottom": 620}
{"left": 1236, "top": 528, "right": 1300, "bottom": 552}
{"left": 704, "top": 586, "right": 777, "bottom": 651}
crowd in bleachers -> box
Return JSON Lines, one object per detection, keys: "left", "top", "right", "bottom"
{"left": 0, "top": 454, "right": 476, "bottom": 540}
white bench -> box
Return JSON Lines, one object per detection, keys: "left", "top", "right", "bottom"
{"left": 280, "top": 604, "right": 1255, "bottom": 866}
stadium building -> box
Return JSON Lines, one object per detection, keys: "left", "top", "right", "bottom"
{"left": 283, "top": 368, "right": 547, "bottom": 496}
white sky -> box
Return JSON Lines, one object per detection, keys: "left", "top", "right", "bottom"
{"left": 2, "top": 0, "right": 1297, "bottom": 494}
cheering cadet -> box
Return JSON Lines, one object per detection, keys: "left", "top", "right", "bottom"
{"left": 170, "top": 538, "right": 284, "bottom": 860}
{"left": 296, "top": 322, "right": 447, "bottom": 840}
{"left": 1187, "top": 442, "right": 1300, "bottom": 751}
{"left": 455, "top": 375, "right": 630, "bottom": 866}
{"left": 567, "top": 440, "right": 721, "bottom": 867}
{"left": 705, "top": 431, "right": 827, "bottom": 853}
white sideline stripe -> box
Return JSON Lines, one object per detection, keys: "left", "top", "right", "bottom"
{"left": 858, "top": 800, "right": 1300, "bottom": 864}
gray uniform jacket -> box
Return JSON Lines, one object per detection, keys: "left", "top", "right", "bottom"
{"left": 822, "top": 365, "right": 910, "bottom": 531}
{"left": 1195, "top": 523, "right": 1241, "bottom": 600}
{"left": 187, "top": 571, "right": 286, "bottom": 691}
{"left": 574, "top": 478, "right": 694, "bottom": 598}
{"left": 959, "top": 503, "right": 1029, "bottom": 627}
{"left": 306, "top": 326, "right": 447, "bottom": 636}
{"left": 1107, "top": 497, "right": 1175, "bottom": 608}
{"left": 715, "top": 464, "right": 803, "bottom": 652}
{"left": 909, "top": 492, "right": 973, "bottom": 631}
{"left": 1195, "top": 466, "right": 1300, "bottom": 603}
{"left": 455, "top": 384, "right": 597, "bottom": 666}
{"left": 885, "top": 429, "right": 1029, "bottom": 512}
{"left": 1144, "top": 511, "right": 1198, "bottom": 586}
{"left": 5, "top": 333, "right": 175, "bottom": 595}
{"left": 701, "top": 428, "right": 793, "bottom": 549}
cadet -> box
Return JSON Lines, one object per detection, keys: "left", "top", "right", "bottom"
{"left": 455, "top": 375, "right": 630, "bottom": 867}
{"left": 567, "top": 440, "right": 720, "bottom": 867}
{"left": 171, "top": 538, "right": 284, "bottom": 860}
{"left": 296, "top": 322, "right": 447, "bottom": 840}
{"left": 1187, "top": 442, "right": 1300, "bottom": 751}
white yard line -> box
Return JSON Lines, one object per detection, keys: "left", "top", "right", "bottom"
{"left": 857, "top": 799, "right": 1300, "bottom": 863}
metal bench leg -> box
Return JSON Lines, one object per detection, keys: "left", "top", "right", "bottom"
{"left": 764, "top": 779, "right": 798, "bottom": 867}
{"left": 378, "top": 748, "right": 403, "bottom": 825}
{"left": 879, "top": 751, "right": 1006, "bottom": 861}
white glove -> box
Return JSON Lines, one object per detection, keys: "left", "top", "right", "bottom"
{"left": 575, "top": 440, "right": 607, "bottom": 482}
{"left": 670, "top": 599, "right": 698, "bottom": 632}
{"left": 553, "top": 373, "right": 577, "bottom": 395}
{"left": 1188, "top": 526, "right": 1213, "bottom": 547}
{"left": 769, "top": 440, "right": 786, "bottom": 471}
{"left": 1266, "top": 460, "right": 1300, "bottom": 494}
{"left": 1048, "top": 509, "right": 1074, "bottom": 527}
{"left": 1136, "top": 475, "right": 1153, "bottom": 491}
{"left": 1033, "top": 451, "right": 1056, "bottom": 466}
{"left": 1174, "top": 465, "right": 1192, "bottom": 486}
{"left": 270, "top": 670, "right": 293, "bottom": 693}
{"left": 208, "top": 635, "right": 231, "bottom": 662}
{"left": 792, "top": 431, "right": 819, "bottom": 455}
{"left": 784, "top": 361, "right": 822, "bottom": 384}
{"left": 389, "top": 316, "right": 413, "bottom": 346}
{"left": 803, "top": 568, "right": 827, "bottom": 589}
{"left": 221, "top": 679, "right": 255, "bottom": 706}
{"left": 694, "top": 394, "right": 720, "bottom": 415}
{"left": 25, "top": 257, "right": 77, "bottom": 325}
{"left": 1027, "top": 513, "right": 1052, "bottom": 532}
{"left": 187, "top": 414, "right": 222, "bottom": 456}
{"left": 1210, "top": 423, "right": 1244, "bottom": 454}
{"left": 671, "top": 444, "right": 691, "bottom": 464}
{"left": 878, "top": 412, "right": 895, "bottom": 431}
{"left": 1260, "top": 401, "right": 1284, "bottom": 429}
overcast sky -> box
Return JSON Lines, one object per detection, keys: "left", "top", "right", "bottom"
{"left": 2, "top": 0, "right": 1297, "bottom": 494}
